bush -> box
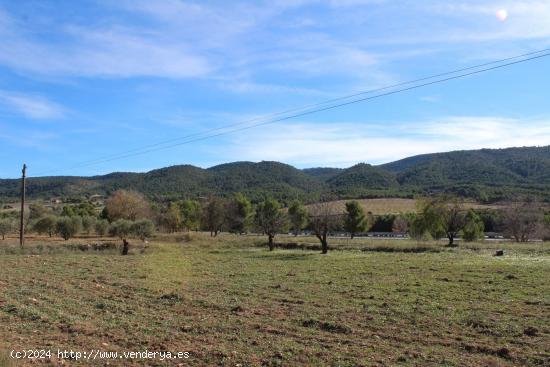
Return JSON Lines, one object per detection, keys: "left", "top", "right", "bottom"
{"left": 131, "top": 219, "right": 155, "bottom": 241}
{"left": 56, "top": 216, "right": 82, "bottom": 240}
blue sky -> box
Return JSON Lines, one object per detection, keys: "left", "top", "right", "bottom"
{"left": 1, "top": 0, "right": 549, "bottom": 178}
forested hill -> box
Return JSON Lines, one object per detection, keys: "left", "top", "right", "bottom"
{"left": 1, "top": 146, "right": 549, "bottom": 203}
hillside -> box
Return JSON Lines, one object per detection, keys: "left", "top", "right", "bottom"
{"left": 0, "top": 146, "right": 549, "bottom": 203}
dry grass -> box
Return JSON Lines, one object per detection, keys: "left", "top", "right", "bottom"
{"left": 306, "top": 198, "right": 505, "bottom": 215}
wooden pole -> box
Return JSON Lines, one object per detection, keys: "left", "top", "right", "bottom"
{"left": 19, "top": 164, "right": 26, "bottom": 248}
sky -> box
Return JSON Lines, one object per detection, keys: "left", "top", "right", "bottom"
{"left": 1, "top": 0, "right": 550, "bottom": 178}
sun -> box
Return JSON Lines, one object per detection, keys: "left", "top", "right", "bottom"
{"left": 496, "top": 9, "right": 508, "bottom": 21}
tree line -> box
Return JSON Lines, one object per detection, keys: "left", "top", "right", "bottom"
{"left": 1, "top": 190, "right": 549, "bottom": 255}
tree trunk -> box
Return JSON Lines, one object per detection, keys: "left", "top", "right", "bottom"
{"left": 122, "top": 239, "right": 129, "bottom": 255}
{"left": 447, "top": 234, "right": 455, "bottom": 247}
{"left": 268, "top": 234, "right": 274, "bottom": 251}
{"left": 321, "top": 232, "right": 328, "bottom": 254}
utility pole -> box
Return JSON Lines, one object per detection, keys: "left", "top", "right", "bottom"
{"left": 20, "top": 164, "right": 26, "bottom": 248}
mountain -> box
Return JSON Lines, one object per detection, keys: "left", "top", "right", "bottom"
{"left": 326, "top": 164, "right": 400, "bottom": 197}
{"left": 1, "top": 146, "right": 549, "bottom": 203}
{"left": 0, "top": 161, "right": 325, "bottom": 203}
{"left": 380, "top": 146, "right": 550, "bottom": 201}
{"left": 302, "top": 168, "right": 343, "bottom": 182}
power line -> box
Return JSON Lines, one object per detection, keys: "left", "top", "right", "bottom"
{"left": 32, "top": 49, "right": 550, "bottom": 177}
{"left": 49, "top": 47, "right": 550, "bottom": 171}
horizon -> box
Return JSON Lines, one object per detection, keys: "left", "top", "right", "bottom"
{"left": 1, "top": 1, "right": 550, "bottom": 177}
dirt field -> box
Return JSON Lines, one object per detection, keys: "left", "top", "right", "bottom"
{"left": 0, "top": 234, "right": 549, "bottom": 366}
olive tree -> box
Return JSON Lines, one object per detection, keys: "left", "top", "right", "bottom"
{"left": 33, "top": 216, "right": 57, "bottom": 237}
{"left": 109, "top": 219, "right": 133, "bottom": 255}
{"left": 309, "top": 202, "right": 342, "bottom": 254}
{"left": 131, "top": 219, "right": 155, "bottom": 241}
{"left": 81, "top": 216, "right": 96, "bottom": 235}
{"left": 56, "top": 216, "right": 82, "bottom": 240}
{"left": 255, "top": 198, "right": 288, "bottom": 251}
{"left": 95, "top": 219, "right": 110, "bottom": 237}
{"left": 0, "top": 218, "right": 14, "bottom": 240}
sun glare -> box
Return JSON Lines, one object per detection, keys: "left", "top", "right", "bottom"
{"left": 496, "top": 9, "right": 508, "bottom": 21}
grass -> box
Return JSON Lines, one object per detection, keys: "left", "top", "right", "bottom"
{"left": 0, "top": 233, "right": 549, "bottom": 366}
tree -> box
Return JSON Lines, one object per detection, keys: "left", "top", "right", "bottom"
{"left": 343, "top": 200, "right": 369, "bottom": 239}
{"left": 462, "top": 210, "right": 485, "bottom": 242}
{"left": 309, "top": 202, "right": 341, "bottom": 254}
{"left": 409, "top": 214, "right": 432, "bottom": 241}
{"left": 225, "top": 193, "right": 253, "bottom": 234}
{"left": 162, "top": 202, "right": 182, "bottom": 233}
{"left": 131, "top": 219, "right": 155, "bottom": 241}
{"left": 202, "top": 197, "right": 226, "bottom": 237}
{"left": 179, "top": 200, "right": 202, "bottom": 231}
{"left": 501, "top": 200, "right": 544, "bottom": 242}
{"left": 109, "top": 219, "right": 133, "bottom": 255}
{"left": 288, "top": 200, "right": 308, "bottom": 236}
{"left": 255, "top": 198, "right": 288, "bottom": 251}
{"left": 544, "top": 214, "right": 550, "bottom": 241}
{"left": 95, "top": 219, "right": 110, "bottom": 237}
{"left": 0, "top": 218, "right": 14, "bottom": 240}
{"left": 81, "top": 216, "right": 96, "bottom": 235}
{"left": 56, "top": 216, "right": 82, "bottom": 240}
{"left": 33, "top": 216, "right": 57, "bottom": 237}
{"left": 392, "top": 214, "right": 412, "bottom": 233}
{"left": 29, "top": 204, "right": 49, "bottom": 220}
{"left": 418, "top": 197, "right": 469, "bottom": 246}
{"left": 104, "top": 190, "right": 150, "bottom": 221}
{"left": 61, "top": 202, "right": 96, "bottom": 217}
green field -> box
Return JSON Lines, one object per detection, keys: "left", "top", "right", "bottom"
{"left": 1, "top": 234, "right": 549, "bottom": 366}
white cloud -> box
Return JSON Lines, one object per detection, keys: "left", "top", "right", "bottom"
{"left": 0, "top": 90, "right": 65, "bottom": 120}
{"left": 223, "top": 116, "right": 550, "bottom": 167}
{"left": 0, "top": 25, "right": 211, "bottom": 79}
